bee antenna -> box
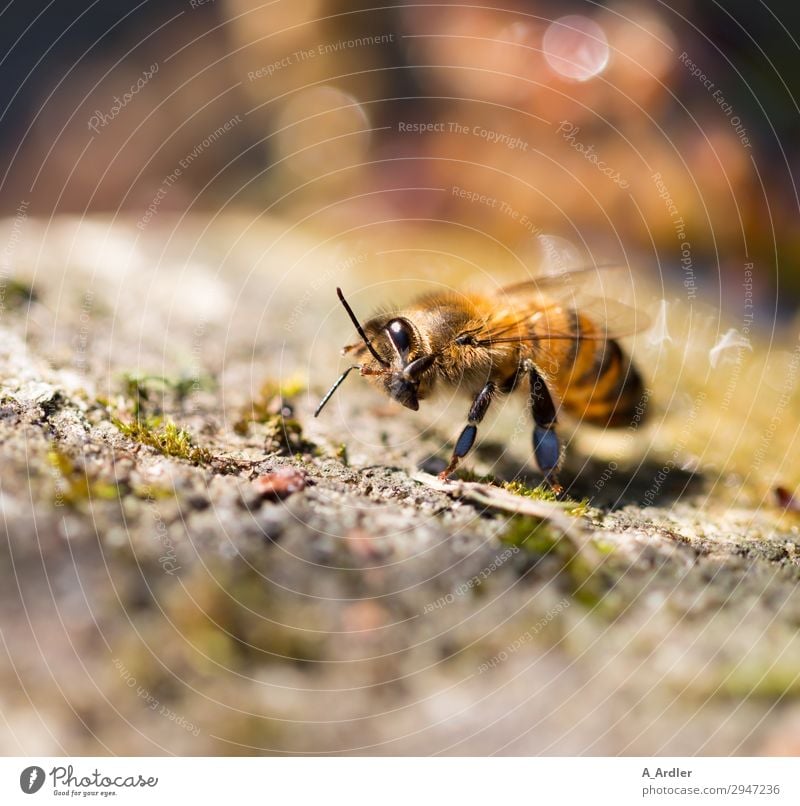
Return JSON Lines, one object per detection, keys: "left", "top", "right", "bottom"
{"left": 314, "top": 365, "right": 361, "bottom": 417}
{"left": 336, "top": 287, "right": 388, "bottom": 367}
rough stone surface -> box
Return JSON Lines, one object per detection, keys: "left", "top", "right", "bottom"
{"left": 1, "top": 216, "right": 799, "bottom": 755}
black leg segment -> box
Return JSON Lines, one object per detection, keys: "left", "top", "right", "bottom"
{"left": 529, "top": 366, "right": 562, "bottom": 486}
{"left": 439, "top": 382, "right": 496, "bottom": 479}
{"left": 454, "top": 424, "right": 478, "bottom": 458}
{"left": 529, "top": 367, "right": 557, "bottom": 427}
{"left": 533, "top": 426, "right": 561, "bottom": 475}
{"left": 467, "top": 383, "right": 494, "bottom": 422}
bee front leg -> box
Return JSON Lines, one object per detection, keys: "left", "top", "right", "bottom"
{"left": 529, "top": 366, "right": 563, "bottom": 494}
{"left": 439, "top": 382, "right": 495, "bottom": 480}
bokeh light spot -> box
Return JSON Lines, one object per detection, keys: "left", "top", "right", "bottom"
{"left": 543, "top": 15, "right": 610, "bottom": 82}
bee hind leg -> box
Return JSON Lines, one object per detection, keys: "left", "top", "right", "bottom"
{"left": 439, "top": 382, "right": 495, "bottom": 480}
{"left": 529, "top": 366, "right": 564, "bottom": 496}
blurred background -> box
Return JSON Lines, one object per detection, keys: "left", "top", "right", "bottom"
{"left": 3, "top": 1, "right": 800, "bottom": 758}
{"left": 1, "top": 0, "right": 799, "bottom": 310}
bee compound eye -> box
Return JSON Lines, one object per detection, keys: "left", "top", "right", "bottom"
{"left": 387, "top": 319, "right": 412, "bottom": 357}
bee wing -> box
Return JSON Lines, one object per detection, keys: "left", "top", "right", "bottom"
{"left": 489, "top": 263, "right": 650, "bottom": 341}
{"left": 499, "top": 262, "right": 627, "bottom": 295}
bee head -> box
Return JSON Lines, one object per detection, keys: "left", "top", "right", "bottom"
{"left": 315, "top": 289, "right": 436, "bottom": 418}
{"left": 349, "top": 316, "right": 437, "bottom": 410}
{"left": 382, "top": 318, "right": 437, "bottom": 409}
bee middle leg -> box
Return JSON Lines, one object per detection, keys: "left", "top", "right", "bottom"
{"left": 439, "top": 382, "right": 495, "bottom": 480}
{"left": 529, "top": 366, "right": 563, "bottom": 494}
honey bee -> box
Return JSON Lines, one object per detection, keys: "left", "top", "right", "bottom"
{"left": 315, "top": 269, "right": 648, "bottom": 490}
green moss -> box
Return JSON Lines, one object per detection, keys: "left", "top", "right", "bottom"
{"left": 119, "top": 374, "right": 149, "bottom": 417}
{"left": 499, "top": 514, "right": 619, "bottom": 615}
{"left": 47, "top": 446, "right": 175, "bottom": 506}
{"left": 119, "top": 372, "right": 214, "bottom": 417}
{"left": 504, "top": 480, "right": 590, "bottom": 517}
{"left": 593, "top": 539, "right": 617, "bottom": 555}
{"left": 714, "top": 654, "right": 800, "bottom": 698}
{"left": 47, "top": 447, "right": 120, "bottom": 506}
{"left": 335, "top": 443, "right": 349, "bottom": 465}
{"left": 233, "top": 377, "right": 306, "bottom": 436}
{"left": 500, "top": 514, "right": 558, "bottom": 554}
{"left": 113, "top": 415, "right": 212, "bottom": 465}
{"left": 504, "top": 480, "right": 556, "bottom": 500}
{"left": 163, "top": 560, "right": 325, "bottom": 671}
{"left": 0, "top": 278, "right": 37, "bottom": 310}
{"left": 230, "top": 377, "right": 314, "bottom": 455}
{"left": 263, "top": 416, "right": 307, "bottom": 455}
{"left": 131, "top": 483, "right": 175, "bottom": 501}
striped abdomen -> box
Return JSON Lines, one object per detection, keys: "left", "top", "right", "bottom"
{"left": 531, "top": 308, "right": 647, "bottom": 428}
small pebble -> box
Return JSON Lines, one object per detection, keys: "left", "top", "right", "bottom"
{"left": 253, "top": 468, "right": 307, "bottom": 500}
